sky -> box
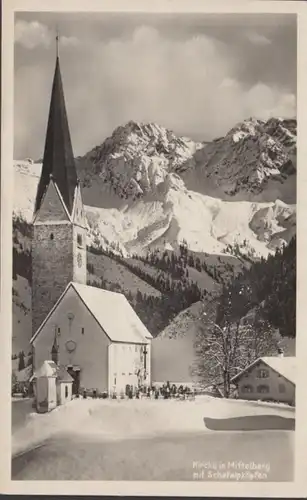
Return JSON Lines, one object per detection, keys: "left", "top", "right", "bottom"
{"left": 14, "top": 12, "right": 296, "bottom": 160}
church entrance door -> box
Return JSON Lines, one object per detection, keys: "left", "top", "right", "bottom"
{"left": 67, "top": 367, "right": 80, "bottom": 395}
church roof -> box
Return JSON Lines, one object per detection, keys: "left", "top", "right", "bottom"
{"left": 30, "top": 282, "right": 153, "bottom": 344}
{"left": 35, "top": 56, "right": 78, "bottom": 215}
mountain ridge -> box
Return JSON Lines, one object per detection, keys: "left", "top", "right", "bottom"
{"left": 13, "top": 116, "right": 296, "bottom": 259}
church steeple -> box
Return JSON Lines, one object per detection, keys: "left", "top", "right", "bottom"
{"left": 31, "top": 50, "right": 87, "bottom": 338}
{"left": 35, "top": 55, "right": 78, "bottom": 215}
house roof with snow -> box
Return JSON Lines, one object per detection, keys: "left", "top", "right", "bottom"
{"left": 231, "top": 356, "right": 296, "bottom": 385}
{"left": 30, "top": 282, "right": 152, "bottom": 345}
{"left": 56, "top": 365, "right": 74, "bottom": 383}
{"left": 30, "top": 361, "right": 74, "bottom": 383}
{"left": 30, "top": 360, "right": 58, "bottom": 380}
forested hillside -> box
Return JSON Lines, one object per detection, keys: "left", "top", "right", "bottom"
{"left": 215, "top": 236, "right": 296, "bottom": 338}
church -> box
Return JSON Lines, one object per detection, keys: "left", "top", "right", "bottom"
{"left": 30, "top": 53, "right": 152, "bottom": 396}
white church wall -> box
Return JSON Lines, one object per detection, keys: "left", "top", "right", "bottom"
{"left": 33, "top": 285, "right": 111, "bottom": 392}
{"left": 108, "top": 342, "right": 151, "bottom": 394}
{"left": 146, "top": 342, "right": 151, "bottom": 386}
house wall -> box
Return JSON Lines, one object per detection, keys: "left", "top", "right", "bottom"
{"left": 108, "top": 341, "right": 151, "bottom": 394}
{"left": 35, "top": 376, "right": 57, "bottom": 413}
{"left": 33, "top": 286, "right": 111, "bottom": 392}
{"left": 236, "top": 360, "right": 295, "bottom": 405}
{"left": 48, "top": 377, "right": 57, "bottom": 411}
{"left": 57, "top": 382, "right": 72, "bottom": 405}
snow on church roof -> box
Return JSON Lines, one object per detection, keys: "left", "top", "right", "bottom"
{"left": 72, "top": 282, "right": 152, "bottom": 343}
{"left": 31, "top": 282, "right": 152, "bottom": 344}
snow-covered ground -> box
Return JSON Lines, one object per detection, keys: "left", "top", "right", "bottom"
{"left": 12, "top": 396, "right": 294, "bottom": 458}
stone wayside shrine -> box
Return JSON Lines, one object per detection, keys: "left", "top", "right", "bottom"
{"left": 30, "top": 50, "right": 152, "bottom": 405}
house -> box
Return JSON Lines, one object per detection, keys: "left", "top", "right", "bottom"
{"left": 231, "top": 356, "right": 296, "bottom": 405}
{"left": 28, "top": 49, "right": 152, "bottom": 400}
{"left": 30, "top": 282, "right": 152, "bottom": 395}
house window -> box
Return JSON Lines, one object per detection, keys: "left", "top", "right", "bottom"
{"left": 77, "top": 234, "right": 83, "bottom": 247}
{"left": 114, "top": 377, "right": 116, "bottom": 385}
{"left": 65, "top": 385, "right": 68, "bottom": 398}
{"left": 50, "top": 233, "right": 54, "bottom": 240}
{"left": 58, "top": 327, "right": 61, "bottom": 334}
{"left": 257, "top": 384, "right": 269, "bottom": 394}
{"left": 279, "top": 383, "right": 286, "bottom": 393}
{"left": 242, "top": 384, "right": 253, "bottom": 393}
{"left": 81, "top": 327, "right": 85, "bottom": 335}
{"left": 256, "top": 369, "right": 269, "bottom": 379}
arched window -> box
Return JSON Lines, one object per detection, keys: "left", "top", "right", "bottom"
{"left": 65, "top": 385, "right": 68, "bottom": 398}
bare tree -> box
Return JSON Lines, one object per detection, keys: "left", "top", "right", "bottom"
{"left": 241, "top": 308, "right": 280, "bottom": 363}
{"left": 194, "top": 300, "right": 280, "bottom": 398}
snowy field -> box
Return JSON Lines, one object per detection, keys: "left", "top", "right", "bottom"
{"left": 12, "top": 396, "right": 294, "bottom": 481}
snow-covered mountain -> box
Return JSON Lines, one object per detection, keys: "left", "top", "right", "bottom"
{"left": 182, "top": 117, "right": 296, "bottom": 203}
{"left": 13, "top": 117, "right": 296, "bottom": 258}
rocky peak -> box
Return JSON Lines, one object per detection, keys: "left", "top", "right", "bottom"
{"left": 80, "top": 121, "right": 202, "bottom": 200}
{"left": 182, "top": 116, "right": 296, "bottom": 200}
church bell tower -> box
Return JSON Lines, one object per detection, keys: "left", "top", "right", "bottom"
{"left": 32, "top": 50, "right": 87, "bottom": 336}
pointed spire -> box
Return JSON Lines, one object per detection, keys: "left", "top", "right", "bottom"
{"left": 35, "top": 49, "right": 78, "bottom": 215}
{"left": 56, "top": 29, "right": 59, "bottom": 58}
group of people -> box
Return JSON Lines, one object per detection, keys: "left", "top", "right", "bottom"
{"left": 125, "top": 381, "right": 195, "bottom": 400}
